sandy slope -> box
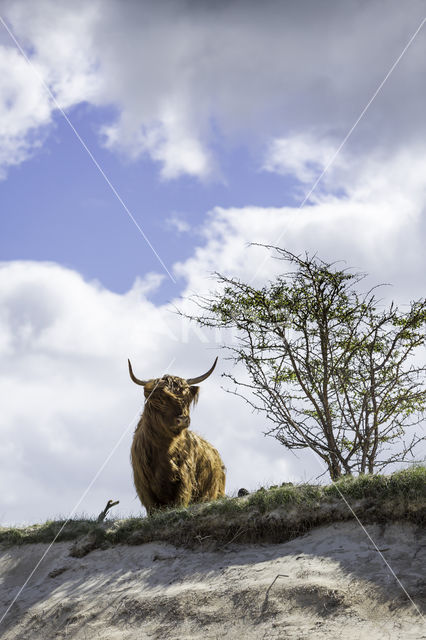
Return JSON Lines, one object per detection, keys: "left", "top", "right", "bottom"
{"left": 0, "top": 521, "right": 424, "bottom": 639}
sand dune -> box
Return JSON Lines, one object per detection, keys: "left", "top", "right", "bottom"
{"left": 0, "top": 521, "right": 424, "bottom": 639}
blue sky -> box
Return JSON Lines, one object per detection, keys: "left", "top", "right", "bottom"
{"left": 1, "top": 0, "right": 425, "bottom": 525}
{"left": 1, "top": 103, "right": 298, "bottom": 301}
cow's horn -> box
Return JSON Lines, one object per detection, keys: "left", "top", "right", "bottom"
{"left": 186, "top": 357, "right": 218, "bottom": 385}
{"left": 128, "top": 359, "right": 147, "bottom": 386}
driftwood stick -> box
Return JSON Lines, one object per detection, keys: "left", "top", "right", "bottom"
{"left": 261, "top": 574, "right": 290, "bottom": 615}
{"left": 97, "top": 499, "right": 119, "bottom": 523}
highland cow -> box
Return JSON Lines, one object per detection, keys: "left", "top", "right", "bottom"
{"left": 128, "top": 357, "right": 226, "bottom": 515}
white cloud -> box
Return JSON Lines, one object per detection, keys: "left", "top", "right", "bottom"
{"left": 176, "top": 149, "right": 425, "bottom": 290}
{"left": 3, "top": 0, "right": 100, "bottom": 105}
{"left": 262, "top": 134, "right": 339, "bottom": 186}
{"left": 0, "top": 45, "right": 50, "bottom": 176}
{"left": 0, "top": 0, "right": 99, "bottom": 177}
{"left": 100, "top": 101, "right": 212, "bottom": 180}
{"left": 1, "top": 0, "right": 426, "bottom": 178}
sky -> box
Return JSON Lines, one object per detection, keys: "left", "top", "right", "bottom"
{"left": 0, "top": 0, "right": 425, "bottom": 525}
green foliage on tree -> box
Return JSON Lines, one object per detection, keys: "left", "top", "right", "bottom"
{"left": 185, "top": 246, "right": 426, "bottom": 480}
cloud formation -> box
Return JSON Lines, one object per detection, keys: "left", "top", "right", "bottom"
{"left": 1, "top": 0, "right": 426, "bottom": 179}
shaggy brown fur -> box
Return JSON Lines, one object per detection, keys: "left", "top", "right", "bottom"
{"left": 130, "top": 370, "right": 226, "bottom": 515}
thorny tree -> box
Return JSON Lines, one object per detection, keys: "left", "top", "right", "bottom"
{"left": 184, "top": 246, "right": 426, "bottom": 480}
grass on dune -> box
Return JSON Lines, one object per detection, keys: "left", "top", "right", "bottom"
{"left": 0, "top": 465, "right": 424, "bottom": 554}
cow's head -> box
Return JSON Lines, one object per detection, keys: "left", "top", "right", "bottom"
{"left": 128, "top": 357, "right": 218, "bottom": 432}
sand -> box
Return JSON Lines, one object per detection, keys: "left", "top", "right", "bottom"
{"left": 0, "top": 521, "right": 424, "bottom": 639}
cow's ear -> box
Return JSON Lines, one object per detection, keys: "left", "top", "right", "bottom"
{"left": 189, "top": 386, "right": 199, "bottom": 403}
